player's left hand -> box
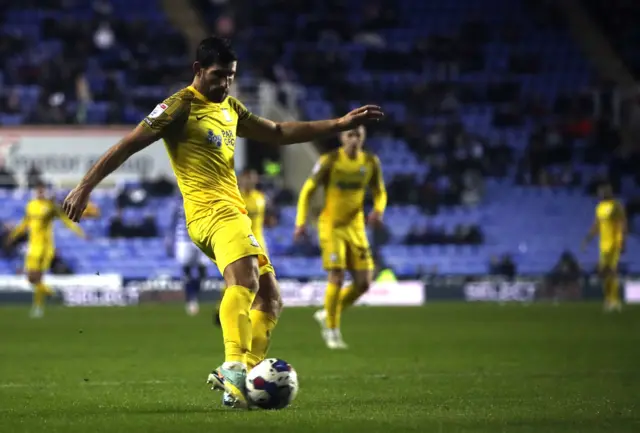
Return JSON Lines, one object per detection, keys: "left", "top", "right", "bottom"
{"left": 63, "top": 186, "right": 91, "bottom": 222}
{"left": 339, "top": 105, "right": 384, "bottom": 129}
{"left": 367, "top": 211, "right": 384, "bottom": 227}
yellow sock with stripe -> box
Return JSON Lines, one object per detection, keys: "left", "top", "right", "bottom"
{"left": 246, "top": 310, "right": 278, "bottom": 371}
{"left": 33, "top": 282, "right": 53, "bottom": 308}
{"left": 324, "top": 282, "right": 340, "bottom": 329}
{"left": 219, "top": 285, "right": 256, "bottom": 364}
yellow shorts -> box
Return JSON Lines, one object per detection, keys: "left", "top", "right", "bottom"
{"left": 24, "top": 247, "right": 54, "bottom": 273}
{"left": 188, "top": 204, "right": 274, "bottom": 277}
{"left": 319, "top": 224, "right": 374, "bottom": 271}
{"left": 599, "top": 249, "right": 620, "bottom": 272}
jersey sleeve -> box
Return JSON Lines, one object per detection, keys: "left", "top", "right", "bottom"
{"left": 227, "top": 96, "right": 253, "bottom": 122}
{"left": 368, "top": 154, "right": 387, "bottom": 213}
{"left": 139, "top": 90, "right": 192, "bottom": 137}
{"left": 308, "top": 153, "right": 336, "bottom": 186}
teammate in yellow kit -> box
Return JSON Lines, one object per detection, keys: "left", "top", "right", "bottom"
{"left": 238, "top": 168, "right": 269, "bottom": 254}
{"left": 61, "top": 36, "right": 383, "bottom": 408}
{"left": 7, "top": 182, "right": 85, "bottom": 317}
{"left": 582, "top": 182, "right": 627, "bottom": 312}
{"left": 294, "top": 125, "right": 387, "bottom": 349}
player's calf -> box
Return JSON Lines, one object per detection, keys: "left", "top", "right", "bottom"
{"left": 247, "top": 272, "right": 282, "bottom": 370}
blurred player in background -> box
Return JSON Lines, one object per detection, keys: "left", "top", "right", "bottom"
{"left": 295, "top": 125, "right": 387, "bottom": 349}
{"left": 171, "top": 197, "right": 209, "bottom": 316}
{"left": 62, "top": 36, "right": 382, "bottom": 408}
{"left": 82, "top": 201, "right": 101, "bottom": 218}
{"left": 6, "top": 181, "right": 85, "bottom": 317}
{"left": 239, "top": 168, "right": 269, "bottom": 254}
{"left": 582, "top": 182, "right": 627, "bottom": 312}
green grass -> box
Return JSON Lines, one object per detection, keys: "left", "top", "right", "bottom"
{"left": 0, "top": 303, "right": 639, "bottom": 432}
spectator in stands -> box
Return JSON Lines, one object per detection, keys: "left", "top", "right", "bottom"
{"left": 0, "top": 89, "right": 21, "bottom": 114}
{"left": 451, "top": 224, "right": 484, "bottom": 245}
{"left": 117, "top": 186, "right": 149, "bottom": 208}
{"left": 0, "top": 162, "right": 18, "bottom": 190}
{"left": 139, "top": 214, "right": 159, "bottom": 238}
{"left": 489, "top": 254, "right": 516, "bottom": 279}
{"left": 144, "top": 175, "right": 176, "bottom": 197}
{"left": 26, "top": 163, "right": 44, "bottom": 189}
{"left": 108, "top": 207, "right": 128, "bottom": 238}
{"left": 544, "top": 251, "right": 581, "bottom": 301}
{"left": 50, "top": 253, "right": 73, "bottom": 275}
{"left": 108, "top": 207, "right": 158, "bottom": 238}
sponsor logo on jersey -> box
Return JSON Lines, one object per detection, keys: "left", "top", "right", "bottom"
{"left": 221, "top": 129, "right": 235, "bottom": 147}
{"left": 148, "top": 103, "right": 168, "bottom": 119}
{"left": 248, "top": 234, "right": 260, "bottom": 248}
{"left": 208, "top": 129, "right": 222, "bottom": 147}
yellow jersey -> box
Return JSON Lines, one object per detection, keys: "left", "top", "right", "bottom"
{"left": 241, "top": 189, "right": 266, "bottom": 240}
{"left": 296, "top": 147, "right": 387, "bottom": 230}
{"left": 596, "top": 199, "right": 625, "bottom": 252}
{"left": 11, "top": 198, "right": 84, "bottom": 250}
{"left": 140, "top": 86, "right": 253, "bottom": 226}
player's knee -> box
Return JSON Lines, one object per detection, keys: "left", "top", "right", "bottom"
{"left": 355, "top": 279, "right": 371, "bottom": 294}
{"left": 224, "top": 256, "right": 260, "bottom": 292}
{"left": 328, "top": 269, "right": 345, "bottom": 286}
{"left": 27, "top": 273, "right": 40, "bottom": 284}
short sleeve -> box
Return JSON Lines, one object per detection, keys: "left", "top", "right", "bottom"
{"left": 309, "top": 151, "right": 339, "bottom": 185}
{"left": 139, "top": 89, "right": 192, "bottom": 137}
{"left": 227, "top": 96, "right": 252, "bottom": 121}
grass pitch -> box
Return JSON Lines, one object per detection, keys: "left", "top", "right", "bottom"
{"left": 0, "top": 303, "right": 638, "bottom": 432}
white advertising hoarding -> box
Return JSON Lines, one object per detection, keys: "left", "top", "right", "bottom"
{"left": 0, "top": 127, "right": 245, "bottom": 184}
{"left": 624, "top": 280, "right": 640, "bottom": 303}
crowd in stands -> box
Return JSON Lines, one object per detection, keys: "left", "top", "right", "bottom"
{"left": 2, "top": 0, "right": 640, "bottom": 278}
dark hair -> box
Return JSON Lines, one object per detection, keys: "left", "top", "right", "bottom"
{"left": 196, "top": 36, "right": 237, "bottom": 68}
{"left": 34, "top": 180, "right": 47, "bottom": 189}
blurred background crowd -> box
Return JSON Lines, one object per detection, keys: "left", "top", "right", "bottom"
{"left": 1, "top": 0, "right": 640, "bottom": 287}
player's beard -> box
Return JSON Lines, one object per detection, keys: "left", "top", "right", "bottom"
{"left": 209, "top": 87, "right": 228, "bottom": 103}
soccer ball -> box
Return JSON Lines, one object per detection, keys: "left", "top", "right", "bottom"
{"left": 246, "top": 358, "right": 298, "bottom": 410}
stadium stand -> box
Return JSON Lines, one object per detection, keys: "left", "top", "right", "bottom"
{"left": 1, "top": 0, "right": 639, "bottom": 279}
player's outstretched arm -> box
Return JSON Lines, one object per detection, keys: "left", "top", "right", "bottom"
{"left": 581, "top": 219, "right": 598, "bottom": 251}
{"left": 238, "top": 105, "right": 384, "bottom": 145}
{"left": 63, "top": 125, "right": 160, "bottom": 222}
{"left": 293, "top": 156, "right": 332, "bottom": 241}
{"left": 367, "top": 156, "right": 387, "bottom": 226}
{"left": 618, "top": 201, "right": 628, "bottom": 250}
{"left": 6, "top": 217, "right": 27, "bottom": 246}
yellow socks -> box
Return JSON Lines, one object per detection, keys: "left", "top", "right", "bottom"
{"left": 324, "top": 282, "right": 340, "bottom": 329}
{"left": 246, "top": 310, "right": 278, "bottom": 371}
{"left": 337, "top": 284, "right": 362, "bottom": 316}
{"left": 218, "top": 285, "right": 256, "bottom": 364}
{"left": 604, "top": 275, "right": 620, "bottom": 305}
{"left": 33, "top": 282, "right": 53, "bottom": 308}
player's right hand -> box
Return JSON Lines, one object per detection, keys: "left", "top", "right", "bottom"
{"left": 63, "top": 187, "right": 91, "bottom": 222}
{"left": 293, "top": 226, "right": 306, "bottom": 242}
{"left": 338, "top": 105, "right": 384, "bottom": 129}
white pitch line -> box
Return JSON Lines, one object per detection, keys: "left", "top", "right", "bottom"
{"left": 0, "top": 370, "right": 628, "bottom": 389}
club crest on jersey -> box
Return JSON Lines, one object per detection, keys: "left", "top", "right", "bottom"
{"left": 248, "top": 234, "right": 260, "bottom": 248}
{"left": 221, "top": 108, "right": 232, "bottom": 123}
{"left": 359, "top": 166, "right": 366, "bottom": 175}
{"left": 208, "top": 129, "right": 222, "bottom": 147}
